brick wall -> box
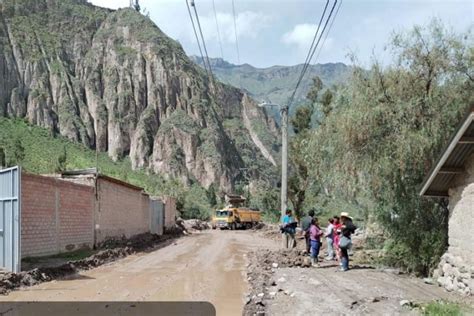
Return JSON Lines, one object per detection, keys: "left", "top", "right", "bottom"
{"left": 21, "top": 174, "right": 94, "bottom": 257}
{"left": 95, "top": 178, "right": 150, "bottom": 244}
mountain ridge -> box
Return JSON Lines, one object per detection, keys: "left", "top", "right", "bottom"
{"left": 190, "top": 56, "right": 351, "bottom": 107}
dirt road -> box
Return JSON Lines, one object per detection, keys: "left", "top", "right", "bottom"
{"left": 0, "top": 230, "right": 277, "bottom": 315}
{"left": 245, "top": 246, "right": 474, "bottom": 315}
{"left": 267, "top": 266, "right": 465, "bottom": 315}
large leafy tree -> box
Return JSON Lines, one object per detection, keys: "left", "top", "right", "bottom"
{"left": 304, "top": 19, "right": 473, "bottom": 274}
{"left": 288, "top": 76, "right": 332, "bottom": 218}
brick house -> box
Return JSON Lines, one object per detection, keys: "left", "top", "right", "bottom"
{"left": 420, "top": 106, "right": 474, "bottom": 295}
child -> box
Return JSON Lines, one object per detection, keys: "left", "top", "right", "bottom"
{"left": 325, "top": 218, "right": 335, "bottom": 260}
{"left": 333, "top": 216, "right": 342, "bottom": 266}
{"left": 309, "top": 217, "right": 323, "bottom": 267}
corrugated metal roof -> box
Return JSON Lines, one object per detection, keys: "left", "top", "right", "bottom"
{"left": 420, "top": 106, "right": 474, "bottom": 197}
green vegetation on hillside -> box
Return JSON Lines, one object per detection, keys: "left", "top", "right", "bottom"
{"left": 0, "top": 118, "right": 218, "bottom": 219}
{"left": 4, "top": 0, "right": 108, "bottom": 61}
{"left": 0, "top": 118, "right": 165, "bottom": 193}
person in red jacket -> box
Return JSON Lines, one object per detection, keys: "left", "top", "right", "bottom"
{"left": 333, "top": 216, "right": 342, "bottom": 266}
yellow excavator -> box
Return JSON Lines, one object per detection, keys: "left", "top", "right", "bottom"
{"left": 211, "top": 195, "right": 261, "bottom": 230}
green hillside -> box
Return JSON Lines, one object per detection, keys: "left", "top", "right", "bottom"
{"left": 0, "top": 118, "right": 183, "bottom": 198}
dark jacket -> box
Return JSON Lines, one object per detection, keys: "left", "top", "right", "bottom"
{"left": 342, "top": 220, "right": 356, "bottom": 238}
{"left": 301, "top": 215, "right": 313, "bottom": 232}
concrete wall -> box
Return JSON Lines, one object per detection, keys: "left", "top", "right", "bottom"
{"left": 163, "top": 196, "right": 177, "bottom": 229}
{"left": 21, "top": 174, "right": 94, "bottom": 258}
{"left": 95, "top": 178, "right": 150, "bottom": 244}
{"left": 434, "top": 153, "right": 474, "bottom": 296}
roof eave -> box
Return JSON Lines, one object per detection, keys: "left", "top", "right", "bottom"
{"left": 419, "top": 111, "right": 474, "bottom": 196}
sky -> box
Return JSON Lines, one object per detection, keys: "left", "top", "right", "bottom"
{"left": 89, "top": 0, "right": 473, "bottom": 68}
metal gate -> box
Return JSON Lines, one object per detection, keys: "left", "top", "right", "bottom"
{"left": 150, "top": 199, "right": 164, "bottom": 235}
{"left": 0, "top": 166, "right": 21, "bottom": 272}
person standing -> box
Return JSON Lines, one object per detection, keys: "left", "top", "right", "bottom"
{"left": 339, "top": 212, "right": 356, "bottom": 271}
{"left": 324, "top": 218, "right": 335, "bottom": 260}
{"left": 333, "top": 216, "right": 342, "bottom": 265}
{"left": 309, "top": 217, "right": 323, "bottom": 267}
{"left": 301, "top": 209, "right": 315, "bottom": 254}
{"left": 281, "top": 209, "right": 297, "bottom": 249}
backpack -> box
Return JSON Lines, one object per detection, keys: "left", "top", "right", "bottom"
{"left": 339, "top": 236, "right": 352, "bottom": 250}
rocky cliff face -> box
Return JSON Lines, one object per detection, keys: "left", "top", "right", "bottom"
{"left": 0, "top": 0, "right": 278, "bottom": 190}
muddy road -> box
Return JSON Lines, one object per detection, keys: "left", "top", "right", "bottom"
{"left": 0, "top": 230, "right": 277, "bottom": 315}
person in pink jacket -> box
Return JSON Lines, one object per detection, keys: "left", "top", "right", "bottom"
{"left": 309, "top": 218, "right": 323, "bottom": 267}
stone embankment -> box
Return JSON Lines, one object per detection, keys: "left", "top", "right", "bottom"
{"left": 434, "top": 253, "right": 474, "bottom": 296}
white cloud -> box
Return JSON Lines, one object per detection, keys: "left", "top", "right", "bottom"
{"left": 281, "top": 23, "right": 334, "bottom": 63}
{"left": 282, "top": 23, "right": 319, "bottom": 47}
{"left": 282, "top": 24, "right": 334, "bottom": 52}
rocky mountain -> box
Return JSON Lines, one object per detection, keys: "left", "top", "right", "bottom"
{"left": 191, "top": 56, "right": 351, "bottom": 107}
{"left": 0, "top": 0, "right": 278, "bottom": 191}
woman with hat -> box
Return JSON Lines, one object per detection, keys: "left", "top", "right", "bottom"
{"left": 339, "top": 212, "right": 356, "bottom": 271}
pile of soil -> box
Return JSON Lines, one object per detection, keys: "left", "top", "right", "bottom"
{"left": 181, "top": 219, "right": 212, "bottom": 232}
{"left": 0, "top": 232, "right": 181, "bottom": 295}
{"left": 177, "top": 218, "right": 211, "bottom": 232}
{"left": 244, "top": 249, "right": 312, "bottom": 315}
{"left": 261, "top": 225, "right": 282, "bottom": 241}
{"left": 254, "top": 249, "right": 312, "bottom": 269}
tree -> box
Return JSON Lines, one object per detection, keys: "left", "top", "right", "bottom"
{"left": 182, "top": 184, "right": 212, "bottom": 220}
{"left": 249, "top": 180, "right": 280, "bottom": 222}
{"left": 55, "top": 145, "right": 68, "bottom": 172}
{"left": 320, "top": 89, "right": 333, "bottom": 119}
{"left": 0, "top": 147, "right": 5, "bottom": 168}
{"left": 206, "top": 184, "right": 218, "bottom": 208}
{"left": 291, "top": 105, "right": 313, "bottom": 134}
{"left": 306, "top": 77, "right": 323, "bottom": 104}
{"left": 6, "top": 138, "right": 25, "bottom": 166}
{"left": 304, "top": 19, "right": 473, "bottom": 274}
{"left": 288, "top": 105, "right": 314, "bottom": 218}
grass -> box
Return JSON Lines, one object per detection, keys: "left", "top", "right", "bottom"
{"left": 0, "top": 118, "right": 182, "bottom": 198}
{"left": 422, "top": 301, "right": 469, "bottom": 316}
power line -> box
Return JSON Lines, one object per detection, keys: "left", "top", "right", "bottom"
{"left": 185, "top": 0, "right": 209, "bottom": 77}
{"left": 288, "top": 0, "right": 339, "bottom": 107}
{"left": 296, "top": 0, "right": 330, "bottom": 89}
{"left": 289, "top": 0, "right": 333, "bottom": 106}
{"left": 212, "top": 0, "right": 225, "bottom": 60}
{"left": 231, "top": 0, "right": 241, "bottom": 65}
{"left": 191, "top": 0, "right": 215, "bottom": 84}
{"left": 314, "top": 0, "right": 343, "bottom": 64}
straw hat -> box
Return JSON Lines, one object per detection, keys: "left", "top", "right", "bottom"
{"left": 340, "top": 212, "right": 352, "bottom": 220}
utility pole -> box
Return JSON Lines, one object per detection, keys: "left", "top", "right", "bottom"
{"left": 258, "top": 102, "right": 288, "bottom": 219}
{"left": 280, "top": 105, "right": 288, "bottom": 218}
{"left": 130, "top": 0, "right": 140, "bottom": 12}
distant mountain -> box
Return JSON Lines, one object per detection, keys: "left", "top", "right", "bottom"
{"left": 190, "top": 56, "right": 351, "bottom": 107}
